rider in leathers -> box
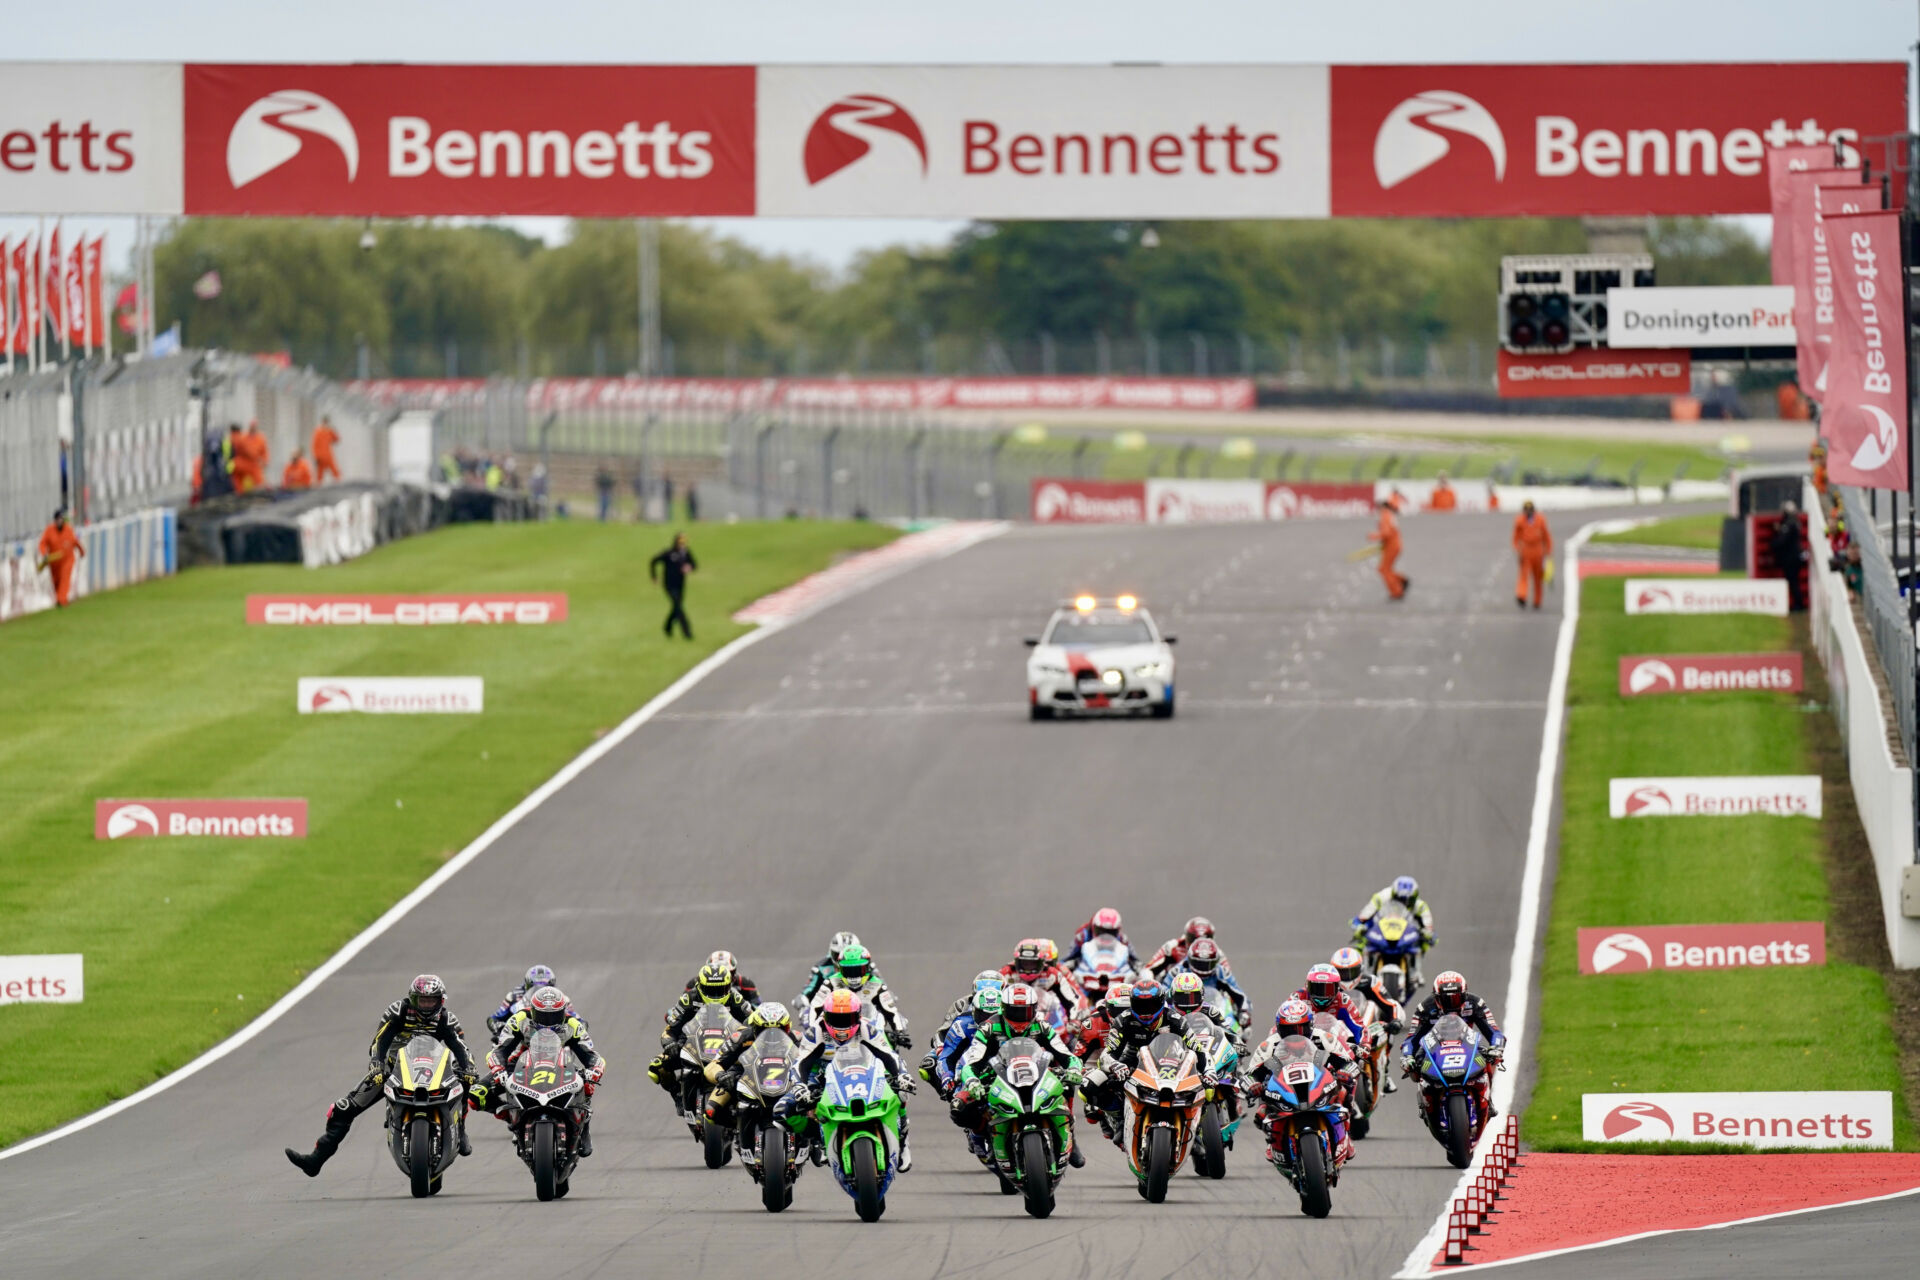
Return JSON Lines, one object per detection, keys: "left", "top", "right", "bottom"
{"left": 1332, "top": 945, "right": 1406, "bottom": 1092}
{"left": 488, "top": 988, "right": 607, "bottom": 1156}
{"left": 786, "top": 990, "right": 917, "bottom": 1171}
{"left": 1400, "top": 970, "right": 1506, "bottom": 1106}
{"left": 1243, "top": 999, "right": 1357, "bottom": 1165}
{"left": 929, "top": 985, "right": 1001, "bottom": 1098}
{"left": 921, "top": 970, "right": 1001, "bottom": 1084}
{"left": 1082, "top": 979, "right": 1200, "bottom": 1145}
{"left": 285, "top": 975, "right": 478, "bottom": 1176}
{"left": 649, "top": 961, "right": 757, "bottom": 1099}
{"left": 949, "top": 984, "right": 1086, "bottom": 1168}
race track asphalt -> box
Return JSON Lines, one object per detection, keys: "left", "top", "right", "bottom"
{"left": 1, "top": 513, "right": 1563, "bottom": 1280}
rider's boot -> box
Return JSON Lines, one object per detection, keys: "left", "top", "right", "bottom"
{"left": 579, "top": 1119, "right": 594, "bottom": 1158}
{"left": 285, "top": 1107, "right": 351, "bottom": 1177}
{"left": 457, "top": 1111, "right": 473, "bottom": 1157}
{"left": 896, "top": 1115, "right": 913, "bottom": 1172}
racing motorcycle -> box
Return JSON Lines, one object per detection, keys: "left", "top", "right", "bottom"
{"left": 1253, "top": 1033, "right": 1349, "bottom": 1218}
{"left": 495, "top": 1026, "right": 588, "bottom": 1201}
{"left": 382, "top": 1033, "right": 466, "bottom": 1198}
{"left": 1312, "top": 1011, "right": 1377, "bottom": 1141}
{"left": 1182, "top": 1011, "right": 1240, "bottom": 1180}
{"left": 723, "top": 1027, "right": 804, "bottom": 1212}
{"left": 1415, "top": 1013, "right": 1495, "bottom": 1169}
{"left": 1120, "top": 1030, "right": 1205, "bottom": 1203}
{"left": 789, "top": 1044, "right": 905, "bottom": 1223}
{"left": 1363, "top": 900, "right": 1426, "bottom": 1005}
{"left": 970, "top": 1036, "right": 1074, "bottom": 1219}
{"left": 1071, "top": 936, "right": 1135, "bottom": 1004}
{"left": 678, "top": 1004, "right": 741, "bottom": 1166}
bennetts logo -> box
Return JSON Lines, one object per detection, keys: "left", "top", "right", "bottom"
{"left": 804, "top": 95, "right": 928, "bottom": 185}
{"left": 1374, "top": 90, "right": 1506, "bottom": 189}
{"left": 227, "top": 89, "right": 359, "bottom": 189}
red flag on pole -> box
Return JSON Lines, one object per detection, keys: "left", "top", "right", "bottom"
{"left": 8, "top": 239, "right": 28, "bottom": 358}
{"left": 1823, "top": 208, "right": 1909, "bottom": 490}
{"left": 1767, "top": 145, "right": 1838, "bottom": 289}
{"left": 0, "top": 236, "right": 11, "bottom": 362}
{"left": 1787, "top": 166, "right": 1866, "bottom": 404}
{"left": 23, "top": 233, "right": 41, "bottom": 361}
{"left": 65, "top": 237, "right": 87, "bottom": 350}
{"left": 43, "top": 223, "right": 63, "bottom": 345}
{"left": 85, "top": 237, "right": 106, "bottom": 351}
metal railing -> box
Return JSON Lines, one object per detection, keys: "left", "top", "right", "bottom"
{"left": 0, "top": 368, "right": 67, "bottom": 543}
{"left": 1840, "top": 484, "right": 1916, "bottom": 767}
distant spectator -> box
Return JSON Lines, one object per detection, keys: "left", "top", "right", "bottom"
{"left": 485, "top": 457, "right": 503, "bottom": 490}
{"left": 438, "top": 453, "right": 460, "bottom": 484}
{"left": 629, "top": 467, "right": 647, "bottom": 521}
{"left": 685, "top": 482, "right": 700, "bottom": 522}
{"left": 1810, "top": 440, "right": 1829, "bottom": 500}
{"left": 282, "top": 450, "right": 314, "bottom": 490}
{"left": 1777, "top": 381, "right": 1811, "bottom": 421}
{"left": 242, "top": 421, "right": 271, "bottom": 489}
{"left": 36, "top": 508, "right": 85, "bottom": 608}
{"left": 650, "top": 531, "right": 698, "bottom": 640}
{"left": 199, "top": 428, "right": 233, "bottom": 502}
{"left": 531, "top": 463, "right": 549, "bottom": 503}
{"left": 596, "top": 465, "right": 616, "bottom": 522}
{"left": 59, "top": 440, "right": 69, "bottom": 505}
{"left": 503, "top": 455, "right": 520, "bottom": 490}
{"left": 1428, "top": 472, "right": 1458, "bottom": 512}
{"left": 663, "top": 474, "right": 676, "bottom": 518}
{"left": 312, "top": 418, "right": 341, "bottom": 482}
{"left": 1772, "top": 501, "right": 1808, "bottom": 612}
{"left": 226, "top": 424, "right": 256, "bottom": 491}
{"left": 1843, "top": 543, "right": 1863, "bottom": 594}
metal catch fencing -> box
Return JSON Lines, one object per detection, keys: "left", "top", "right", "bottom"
{"left": 0, "top": 368, "right": 68, "bottom": 543}
{"left": 1840, "top": 483, "right": 1917, "bottom": 767}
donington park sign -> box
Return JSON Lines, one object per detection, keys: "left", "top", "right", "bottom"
{"left": 0, "top": 62, "right": 1902, "bottom": 216}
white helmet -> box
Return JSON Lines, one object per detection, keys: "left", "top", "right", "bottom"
{"left": 707, "top": 949, "right": 737, "bottom": 969}
{"left": 828, "top": 932, "right": 862, "bottom": 962}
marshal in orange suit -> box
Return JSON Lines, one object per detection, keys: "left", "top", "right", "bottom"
{"left": 1513, "top": 501, "right": 1553, "bottom": 610}
{"left": 1369, "top": 499, "right": 1408, "bottom": 601}
{"left": 36, "top": 509, "right": 86, "bottom": 607}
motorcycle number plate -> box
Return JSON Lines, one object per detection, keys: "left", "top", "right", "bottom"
{"left": 1440, "top": 1053, "right": 1467, "bottom": 1070}
{"left": 1283, "top": 1063, "right": 1315, "bottom": 1087}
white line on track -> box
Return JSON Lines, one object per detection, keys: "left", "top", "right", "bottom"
{"left": 653, "top": 697, "right": 1549, "bottom": 722}
{"left": 0, "top": 521, "right": 1006, "bottom": 1165}
{"left": 1393, "top": 520, "right": 1614, "bottom": 1279}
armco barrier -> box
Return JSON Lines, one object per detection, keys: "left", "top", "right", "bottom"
{"left": 0, "top": 508, "right": 176, "bottom": 624}
{"left": 1808, "top": 481, "right": 1920, "bottom": 969}
{"left": 1029, "top": 477, "right": 1731, "bottom": 523}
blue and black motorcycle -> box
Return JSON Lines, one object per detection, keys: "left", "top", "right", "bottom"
{"left": 1414, "top": 1013, "right": 1493, "bottom": 1169}
{"left": 1360, "top": 900, "right": 1426, "bottom": 1006}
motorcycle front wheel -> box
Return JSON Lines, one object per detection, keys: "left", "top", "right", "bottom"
{"left": 1352, "top": 1071, "right": 1375, "bottom": 1140}
{"left": 1298, "top": 1134, "right": 1333, "bottom": 1218}
{"left": 851, "top": 1139, "right": 884, "bottom": 1223}
{"left": 1445, "top": 1094, "right": 1474, "bottom": 1169}
{"left": 1196, "top": 1103, "right": 1226, "bottom": 1179}
{"left": 1020, "top": 1130, "right": 1054, "bottom": 1219}
{"left": 1144, "top": 1126, "right": 1174, "bottom": 1203}
{"left": 533, "top": 1119, "right": 559, "bottom": 1201}
{"left": 761, "top": 1125, "right": 790, "bottom": 1213}
{"left": 408, "top": 1116, "right": 434, "bottom": 1199}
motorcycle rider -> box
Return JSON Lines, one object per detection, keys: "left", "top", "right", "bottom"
{"left": 999, "top": 938, "right": 1083, "bottom": 1016}
{"left": 799, "top": 931, "right": 869, "bottom": 1001}
{"left": 1290, "top": 963, "right": 1372, "bottom": 1052}
{"left": 1070, "top": 982, "right": 1132, "bottom": 1135}
{"left": 1242, "top": 998, "right": 1355, "bottom": 1167}
{"left": 684, "top": 949, "right": 760, "bottom": 1004}
{"left": 701, "top": 1001, "right": 799, "bottom": 1133}
{"left": 1082, "top": 978, "right": 1201, "bottom": 1146}
{"left": 786, "top": 989, "right": 917, "bottom": 1171}
{"left": 1063, "top": 906, "right": 1137, "bottom": 969}
{"left": 1145, "top": 916, "right": 1242, "bottom": 984}
{"left": 285, "top": 975, "right": 480, "bottom": 1176}
{"left": 1174, "top": 937, "right": 1250, "bottom": 1031}
{"left": 929, "top": 984, "right": 1002, "bottom": 1099}
{"left": 649, "top": 960, "right": 757, "bottom": 1100}
{"left": 922, "top": 971, "right": 1002, "bottom": 1084}
{"left": 488, "top": 986, "right": 607, "bottom": 1157}
{"left": 1351, "top": 875, "right": 1436, "bottom": 985}
{"left": 1400, "top": 970, "right": 1506, "bottom": 1104}
{"left": 950, "top": 983, "right": 1087, "bottom": 1168}
{"left": 817, "top": 943, "right": 912, "bottom": 1051}
{"left": 1332, "top": 945, "right": 1406, "bottom": 1093}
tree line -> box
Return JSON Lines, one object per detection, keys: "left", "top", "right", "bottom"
{"left": 151, "top": 215, "right": 1770, "bottom": 377}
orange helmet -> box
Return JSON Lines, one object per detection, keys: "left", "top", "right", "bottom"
{"left": 822, "top": 989, "right": 863, "bottom": 1044}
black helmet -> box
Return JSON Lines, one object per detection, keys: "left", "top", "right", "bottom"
{"left": 1185, "top": 937, "right": 1221, "bottom": 977}
{"left": 408, "top": 974, "right": 446, "bottom": 1017}
{"left": 1130, "top": 978, "right": 1167, "bottom": 1025}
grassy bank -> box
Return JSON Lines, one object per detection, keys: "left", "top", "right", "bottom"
{"left": 0, "top": 519, "right": 896, "bottom": 1148}
{"left": 1523, "top": 575, "right": 1911, "bottom": 1151}
{"left": 1589, "top": 512, "right": 1724, "bottom": 550}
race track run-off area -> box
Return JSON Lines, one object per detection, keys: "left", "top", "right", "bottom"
{"left": 0, "top": 513, "right": 1557, "bottom": 1280}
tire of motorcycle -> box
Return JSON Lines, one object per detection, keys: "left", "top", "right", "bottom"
{"left": 1020, "top": 1130, "right": 1055, "bottom": 1219}
{"left": 703, "top": 1119, "right": 730, "bottom": 1169}
{"left": 1298, "top": 1136, "right": 1333, "bottom": 1218}
{"left": 852, "top": 1139, "right": 884, "bottom": 1223}
{"left": 1353, "top": 1074, "right": 1374, "bottom": 1140}
{"left": 1381, "top": 969, "right": 1404, "bottom": 1007}
{"left": 1197, "top": 1103, "right": 1226, "bottom": 1179}
{"left": 533, "top": 1120, "right": 559, "bottom": 1201}
{"left": 1144, "top": 1126, "right": 1174, "bottom": 1204}
{"left": 762, "top": 1126, "right": 790, "bottom": 1213}
{"left": 1445, "top": 1095, "right": 1473, "bottom": 1169}
{"left": 408, "top": 1116, "right": 434, "bottom": 1198}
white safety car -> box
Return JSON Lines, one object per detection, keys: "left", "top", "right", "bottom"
{"left": 1024, "top": 595, "right": 1176, "bottom": 720}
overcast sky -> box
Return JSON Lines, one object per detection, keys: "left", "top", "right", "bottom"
{"left": 4, "top": 0, "right": 1915, "bottom": 270}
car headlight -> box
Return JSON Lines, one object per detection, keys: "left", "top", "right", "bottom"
{"left": 1135, "top": 661, "right": 1170, "bottom": 679}
{"left": 1032, "top": 664, "right": 1069, "bottom": 677}
{"left": 1100, "top": 669, "right": 1124, "bottom": 687}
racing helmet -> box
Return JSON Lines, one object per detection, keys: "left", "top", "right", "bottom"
{"left": 1183, "top": 916, "right": 1215, "bottom": 942}
{"left": 1130, "top": 978, "right": 1168, "bottom": 1026}
{"left": 408, "top": 974, "right": 446, "bottom": 1017}
{"left": 527, "top": 986, "right": 569, "bottom": 1029}
{"left": 707, "top": 949, "right": 737, "bottom": 970}
{"left": 1002, "top": 982, "right": 1040, "bottom": 1033}
{"left": 695, "top": 962, "right": 734, "bottom": 1003}
{"left": 1012, "top": 939, "right": 1045, "bottom": 979}
{"left": 1104, "top": 981, "right": 1134, "bottom": 1014}
{"left": 972, "top": 970, "right": 1004, "bottom": 998}
{"left": 1037, "top": 938, "right": 1061, "bottom": 965}
{"left": 1433, "top": 971, "right": 1468, "bottom": 1013}
{"left": 973, "top": 986, "right": 1003, "bottom": 1019}
{"left": 1185, "top": 937, "right": 1222, "bottom": 977}
{"left": 749, "top": 1001, "right": 792, "bottom": 1033}
{"left": 1169, "top": 971, "right": 1204, "bottom": 1014}
{"left": 836, "top": 943, "right": 874, "bottom": 987}
{"left": 827, "top": 931, "right": 861, "bottom": 963}
{"left": 1091, "top": 907, "right": 1123, "bottom": 936}
{"left": 1392, "top": 876, "right": 1420, "bottom": 906}
{"left": 1275, "top": 998, "right": 1313, "bottom": 1039}
{"left": 822, "top": 989, "right": 863, "bottom": 1045}
{"left": 522, "top": 964, "right": 555, "bottom": 992}
{"left": 1304, "top": 964, "right": 1342, "bottom": 1011}
{"left": 1331, "top": 946, "right": 1366, "bottom": 986}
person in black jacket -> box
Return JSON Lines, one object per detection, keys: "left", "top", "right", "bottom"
{"left": 1400, "top": 971, "right": 1506, "bottom": 1076}
{"left": 285, "top": 975, "right": 477, "bottom": 1176}
{"left": 650, "top": 532, "right": 698, "bottom": 638}
{"left": 1771, "top": 501, "right": 1808, "bottom": 612}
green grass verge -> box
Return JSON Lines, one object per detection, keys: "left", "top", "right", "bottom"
{"left": 1523, "top": 575, "right": 1911, "bottom": 1151}
{"left": 0, "top": 518, "right": 897, "bottom": 1149}
{"left": 1589, "top": 512, "right": 1725, "bottom": 550}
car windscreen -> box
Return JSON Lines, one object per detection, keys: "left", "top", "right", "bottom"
{"left": 1044, "top": 613, "right": 1153, "bottom": 646}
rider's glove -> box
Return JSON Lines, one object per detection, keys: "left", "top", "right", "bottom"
{"left": 893, "top": 1076, "right": 916, "bottom": 1096}
{"left": 588, "top": 1061, "right": 607, "bottom": 1084}
{"left": 1399, "top": 1056, "right": 1418, "bottom": 1079}
{"left": 1083, "top": 1066, "right": 1109, "bottom": 1089}
{"left": 892, "top": 1032, "right": 914, "bottom": 1051}
{"left": 646, "top": 1055, "right": 668, "bottom": 1083}
{"left": 1062, "top": 1067, "right": 1084, "bottom": 1087}
{"left": 703, "top": 1061, "right": 723, "bottom": 1084}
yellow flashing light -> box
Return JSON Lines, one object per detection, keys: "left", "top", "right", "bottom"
{"left": 1116, "top": 594, "right": 1138, "bottom": 611}
{"left": 1074, "top": 595, "right": 1097, "bottom": 612}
